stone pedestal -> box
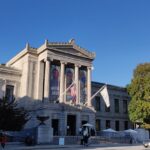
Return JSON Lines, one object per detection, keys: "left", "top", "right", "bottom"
{"left": 37, "top": 125, "right": 53, "bottom": 144}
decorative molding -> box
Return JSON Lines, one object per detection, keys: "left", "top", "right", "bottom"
{"left": 0, "top": 65, "right": 21, "bottom": 76}
{"left": 7, "top": 46, "right": 37, "bottom": 66}
{"left": 47, "top": 52, "right": 92, "bottom": 67}
{"left": 69, "top": 39, "right": 75, "bottom": 44}
{"left": 6, "top": 39, "right": 95, "bottom": 66}
{"left": 48, "top": 46, "right": 94, "bottom": 60}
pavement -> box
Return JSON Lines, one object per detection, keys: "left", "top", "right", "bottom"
{"left": 4, "top": 142, "right": 144, "bottom": 150}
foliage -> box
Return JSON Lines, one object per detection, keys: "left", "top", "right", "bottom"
{"left": 0, "top": 97, "right": 30, "bottom": 131}
{"left": 127, "top": 63, "right": 150, "bottom": 129}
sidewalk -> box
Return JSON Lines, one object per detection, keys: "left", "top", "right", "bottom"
{"left": 4, "top": 142, "right": 141, "bottom": 150}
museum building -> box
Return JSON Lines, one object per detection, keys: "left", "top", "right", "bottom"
{"left": 0, "top": 39, "right": 132, "bottom": 136}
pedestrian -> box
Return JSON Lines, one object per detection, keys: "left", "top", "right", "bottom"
{"left": 82, "top": 127, "right": 90, "bottom": 146}
{"left": 0, "top": 133, "right": 7, "bottom": 149}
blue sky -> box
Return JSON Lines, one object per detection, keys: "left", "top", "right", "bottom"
{"left": 0, "top": 0, "right": 150, "bottom": 87}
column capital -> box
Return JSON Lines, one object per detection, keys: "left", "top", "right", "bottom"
{"left": 60, "top": 61, "right": 67, "bottom": 64}
{"left": 87, "top": 66, "right": 93, "bottom": 70}
{"left": 44, "top": 57, "right": 53, "bottom": 62}
{"left": 75, "top": 64, "right": 81, "bottom": 68}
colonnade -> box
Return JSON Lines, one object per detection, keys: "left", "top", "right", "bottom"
{"left": 37, "top": 58, "right": 92, "bottom": 107}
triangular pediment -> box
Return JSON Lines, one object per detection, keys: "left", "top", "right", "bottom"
{"left": 47, "top": 43, "right": 95, "bottom": 60}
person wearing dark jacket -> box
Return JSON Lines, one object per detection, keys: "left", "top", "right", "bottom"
{"left": 82, "top": 127, "right": 90, "bottom": 146}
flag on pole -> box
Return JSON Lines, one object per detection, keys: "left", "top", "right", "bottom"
{"left": 100, "top": 85, "right": 110, "bottom": 107}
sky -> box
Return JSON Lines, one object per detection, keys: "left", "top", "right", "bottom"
{"left": 0, "top": 0, "right": 150, "bottom": 87}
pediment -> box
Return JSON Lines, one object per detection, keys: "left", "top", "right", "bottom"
{"left": 47, "top": 43, "right": 95, "bottom": 60}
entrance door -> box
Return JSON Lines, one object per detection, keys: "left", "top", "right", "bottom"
{"left": 67, "top": 115, "right": 76, "bottom": 136}
{"left": 52, "top": 119, "right": 59, "bottom": 135}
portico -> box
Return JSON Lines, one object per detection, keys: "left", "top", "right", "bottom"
{"left": 38, "top": 60, "right": 92, "bottom": 106}
{"left": 1, "top": 39, "right": 96, "bottom": 136}
{"left": 35, "top": 39, "right": 95, "bottom": 108}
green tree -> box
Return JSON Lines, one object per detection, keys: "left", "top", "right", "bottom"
{"left": 0, "top": 97, "right": 30, "bottom": 131}
{"left": 127, "top": 63, "right": 150, "bottom": 129}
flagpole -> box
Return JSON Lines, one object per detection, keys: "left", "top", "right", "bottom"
{"left": 90, "top": 84, "right": 106, "bottom": 100}
{"left": 58, "top": 81, "right": 75, "bottom": 100}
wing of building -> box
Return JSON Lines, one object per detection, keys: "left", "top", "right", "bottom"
{"left": 92, "top": 82, "right": 132, "bottom": 133}
{"left": 0, "top": 39, "right": 132, "bottom": 136}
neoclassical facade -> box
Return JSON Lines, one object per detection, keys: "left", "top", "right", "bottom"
{"left": 0, "top": 39, "right": 132, "bottom": 136}
{"left": 0, "top": 39, "right": 96, "bottom": 136}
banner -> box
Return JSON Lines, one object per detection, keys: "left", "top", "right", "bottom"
{"left": 80, "top": 70, "right": 87, "bottom": 104}
{"left": 50, "top": 65, "right": 60, "bottom": 101}
{"left": 66, "top": 68, "right": 75, "bottom": 102}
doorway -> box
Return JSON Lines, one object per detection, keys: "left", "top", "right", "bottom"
{"left": 52, "top": 119, "right": 59, "bottom": 135}
{"left": 67, "top": 115, "right": 76, "bottom": 136}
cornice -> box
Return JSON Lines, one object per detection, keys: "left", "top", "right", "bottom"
{"left": 37, "top": 43, "right": 47, "bottom": 54}
{"left": 6, "top": 44, "right": 37, "bottom": 66}
{"left": 6, "top": 39, "right": 95, "bottom": 66}
{"left": 37, "top": 39, "right": 95, "bottom": 60}
{"left": 92, "top": 81, "right": 127, "bottom": 92}
{"left": 47, "top": 52, "right": 92, "bottom": 67}
{"left": 72, "top": 44, "right": 95, "bottom": 59}
{"left": 0, "top": 65, "right": 21, "bottom": 76}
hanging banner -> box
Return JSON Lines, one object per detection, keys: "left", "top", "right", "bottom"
{"left": 65, "top": 68, "right": 75, "bottom": 102}
{"left": 80, "top": 70, "right": 87, "bottom": 104}
{"left": 50, "top": 65, "right": 60, "bottom": 101}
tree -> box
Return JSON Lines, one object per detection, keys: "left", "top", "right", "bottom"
{"left": 0, "top": 97, "right": 30, "bottom": 131}
{"left": 127, "top": 63, "right": 150, "bottom": 129}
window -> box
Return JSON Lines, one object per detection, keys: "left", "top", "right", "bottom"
{"left": 114, "top": 99, "right": 119, "bottom": 113}
{"left": 123, "top": 100, "right": 128, "bottom": 113}
{"left": 96, "top": 119, "right": 101, "bottom": 131}
{"left": 5, "top": 85, "right": 14, "bottom": 102}
{"left": 124, "top": 121, "right": 128, "bottom": 130}
{"left": 106, "top": 120, "right": 110, "bottom": 129}
{"left": 115, "top": 120, "right": 120, "bottom": 131}
{"left": 95, "top": 96, "right": 101, "bottom": 111}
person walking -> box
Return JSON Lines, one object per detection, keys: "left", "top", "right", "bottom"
{"left": 0, "top": 133, "right": 7, "bottom": 149}
{"left": 82, "top": 127, "right": 90, "bottom": 146}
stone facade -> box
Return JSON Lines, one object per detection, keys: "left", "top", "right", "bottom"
{"left": 92, "top": 82, "right": 133, "bottom": 132}
{"left": 0, "top": 39, "right": 96, "bottom": 136}
{"left": 0, "top": 39, "right": 132, "bottom": 136}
